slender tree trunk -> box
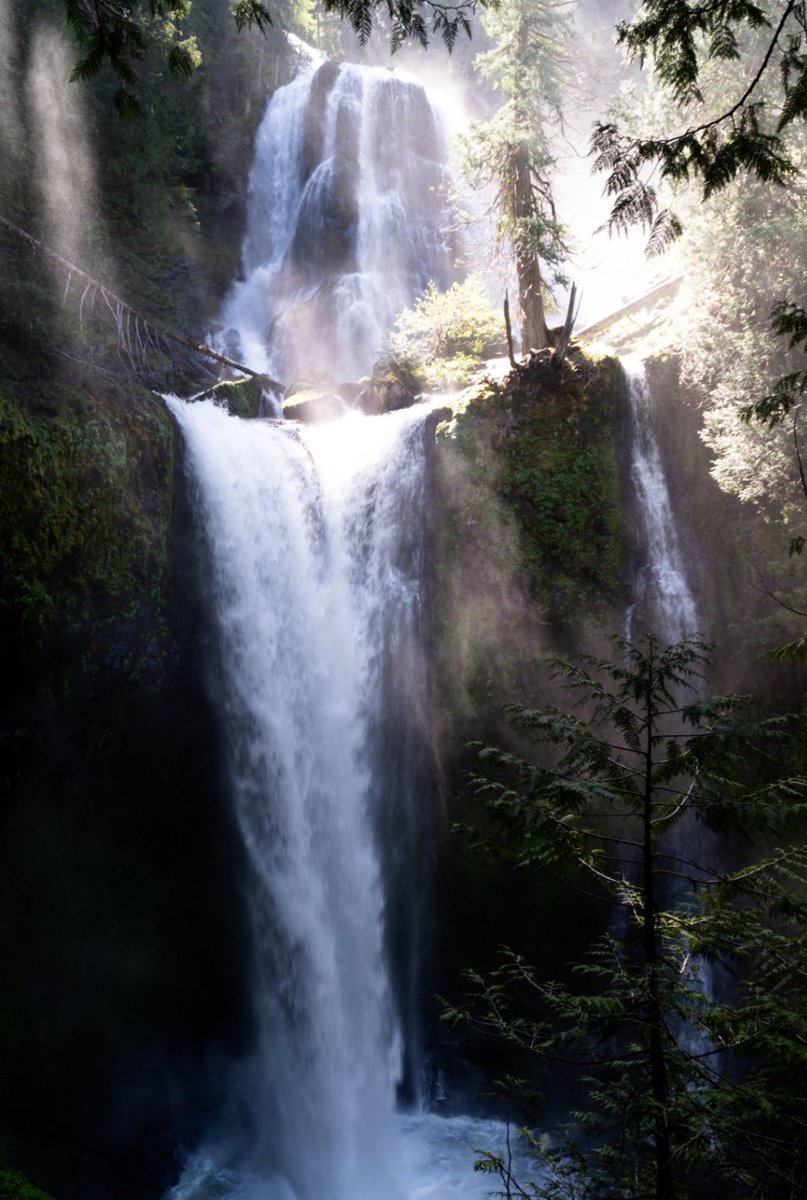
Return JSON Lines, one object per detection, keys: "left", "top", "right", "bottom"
{"left": 642, "top": 657, "right": 676, "bottom": 1200}
{"left": 504, "top": 291, "right": 517, "bottom": 368}
{"left": 511, "top": 143, "right": 548, "bottom": 354}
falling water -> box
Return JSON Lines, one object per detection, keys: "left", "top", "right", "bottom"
{"left": 165, "top": 55, "right": 524, "bottom": 1199}
{"left": 621, "top": 359, "right": 715, "bottom": 1033}
{"left": 622, "top": 357, "right": 699, "bottom": 643}
{"left": 166, "top": 397, "right": 517, "bottom": 1200}
{"left": 217, "top": 60, "right": 454, "bottom": 383}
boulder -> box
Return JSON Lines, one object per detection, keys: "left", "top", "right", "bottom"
{"left": 356, "top": 364, "right": 418, "bottom": 416}
{"left": 283, "top": 388, "right": 346, "bottom": 423}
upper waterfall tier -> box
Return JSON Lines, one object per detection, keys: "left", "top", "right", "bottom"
{"left": 218, "top": 61, "right": 456, "bottom": 384}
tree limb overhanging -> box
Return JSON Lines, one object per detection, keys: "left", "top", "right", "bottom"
{"left": 0, "top": 214, "right": 278, "bottom": 391}
{"left": 592, "top": 0, "right": 807, "bottom": 249}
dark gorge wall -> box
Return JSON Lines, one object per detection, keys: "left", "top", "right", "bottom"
{"left": 423, "top": 348, "right": 631, "bottom": 1089}
{"left": 423, "top": 344, "right": 807, "bottom": 1100}
{"left": 0, "top": 346, "right": 252, "bottom": 1198}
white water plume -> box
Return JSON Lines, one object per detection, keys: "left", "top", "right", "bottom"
{"left": 26, "top": 23, "right": 99, "bottom": 268}
{"left": 166, "top": 396, "right": 518, "bottom": 1200}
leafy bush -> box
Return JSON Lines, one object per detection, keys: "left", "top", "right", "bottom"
{"left": 386, "top": 276, "right": 504, "bottom": 390}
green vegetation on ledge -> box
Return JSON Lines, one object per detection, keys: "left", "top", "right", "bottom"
{"left": 436, "top": 348, "right": 624, "bottom": 618}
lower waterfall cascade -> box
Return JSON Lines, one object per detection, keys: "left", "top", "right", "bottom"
{"left": 165, "top": 398, "right": 521, "bottom": 1200}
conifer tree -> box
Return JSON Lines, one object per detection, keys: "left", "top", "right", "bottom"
{"left": 460, "top": 0, "right": 571, "bottom": 353}
{"left": 591, "top": 0, "right": 807, "bottom": 251}
{"left": 448, "top": 636, "right": 807, "bottom": 1200}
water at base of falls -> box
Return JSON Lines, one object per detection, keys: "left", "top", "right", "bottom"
{"left": 166, "top": 396, "right": 522, "bottom": 1200}
{"left": 169, "top": 1113, "right": 524, "bottom": 1200}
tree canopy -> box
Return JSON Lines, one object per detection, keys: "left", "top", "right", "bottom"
{"left": 57, "top": 0, "right": 491, "bottom": 112}
{"left": 449, "top": 637, "right": 807, "bottom": 1200}
{"left": 61, "top": 0, "right": 271, "bottom": 113}
{"left": 460, "top": 0, "right": 571, "bottom": 352}
{"left": 593, "top": 0, "right": 807, "bottom": 250}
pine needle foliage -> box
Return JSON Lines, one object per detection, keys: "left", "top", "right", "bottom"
{"left": 446, "top": 636, "right": 807, "bottom": 1200}
{"left": 592, "top": 0, "right": 807, "bottom": 250}
{"left": 740, "top": 299, "right": 807, "bottom": 661}
{"left": 321, "top": 0, "right": 488, "bottom": 50}
{"left": 459, "top": 0, "right": 571, "bottom": 352}
{"left": 61, "top": 0, "right": 269, "bottom": 114}
{"left": 741, "top": 301, "right": 807, "bottom": 428}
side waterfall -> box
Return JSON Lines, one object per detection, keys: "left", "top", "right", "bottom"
{"left": 621, "top": 360, "right": 714, "bottom": 1034}
{"left": 622, "top": 358, "right": 699, "bottom": 643}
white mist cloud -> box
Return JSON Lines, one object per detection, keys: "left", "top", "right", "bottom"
{"left": 26, "top": 22, "right": 98, "bottom": 266}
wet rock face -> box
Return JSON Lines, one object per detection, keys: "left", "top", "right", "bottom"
{"left": 0, "top": 365, "right": 253, "bottom": 1200}
{"left": 283, "top": 388, "right": 346, "bottom": 422}
{"left": 290, "top": 154, "right": 360, "bottom": 280}
{"left": 298, "top": 60, "right": 341, "bottom": 186}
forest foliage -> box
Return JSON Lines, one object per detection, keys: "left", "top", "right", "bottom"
{"left": 2, "top": 2, "right": 807, "bottom": 1199}
{"left": 450, "top": 638, "right": 807, "bottom": 1200}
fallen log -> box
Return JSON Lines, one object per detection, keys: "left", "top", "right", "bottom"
{"left": 0, "top": 213, "right": 282, "bottom": 392}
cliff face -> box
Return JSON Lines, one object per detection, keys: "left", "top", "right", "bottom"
{"left": 422, "top": 350, "right": 633, "bottom": 1043}
{"left": 0, "top": 7, "right": 294, "bottom": 1188}
{"left": 0, "top": 345, "right": 254, "bottom": 1198}
{"left": 429, "top": 348, "right": 628, "bottom": 727}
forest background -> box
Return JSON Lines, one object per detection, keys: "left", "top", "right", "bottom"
{"left": 1, "top": 1, "right": 807, "bottom": 1199}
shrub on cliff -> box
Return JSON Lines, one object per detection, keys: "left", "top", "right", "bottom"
{"left": 386, "top": 276, "right": 504, "bottom": 391}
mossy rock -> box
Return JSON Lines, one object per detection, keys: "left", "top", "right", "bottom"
{"left": 435, "top": 350, "right": 624, "bottom": 615}
{"left": 357, "top": 361, "right": 418, "bottom": 415}
{"left": 429, "top": 349, "right": 627, "bottom": 724}
{"left": 283, "top": 389, "right": 346, "bottom": 423}
{"left": 197, "top": 375, "right": 278, "bottom": 419}
{"left": 0, "top": 373, "right": 174, "bottom": 658}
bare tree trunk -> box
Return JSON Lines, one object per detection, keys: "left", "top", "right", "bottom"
{"left": 504, "top": 291, "right": 517, "bottom": 368}
{"left": 550, "top": 282, "right": 578, "bottom": 370}
{"left": 512, "top": 143, "right": 548, "bottom": 354}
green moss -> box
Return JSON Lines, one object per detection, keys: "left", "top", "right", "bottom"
{"left": 0, "top": 374, "right": 174, "bottom": 673}
{"left": 435, "top": 350, "right": 624, "bottom": 621}
{"left": 197, "top": 375, "right": 273, "bottom": 418}
{"left": 0, "top": 1168, "right": 57, "bottom": 1200}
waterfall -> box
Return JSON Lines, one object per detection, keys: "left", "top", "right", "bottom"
{"left": 166, "top": 57, "right": 523, "bottom": 1200}
{"left": 166, "top": 398, "right": 515, "bottom": 1200}
{"left": 217, "top": 60, "right": 454, "bottom": 384}
{"left": 621, "top": 359, "right": 716, "bottom": 1035}
{"left": 622, "top": 357, "right": 699, "bottom": 643}
{"left": 166, "top": 398, "right": 429, "bottom": 1199}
